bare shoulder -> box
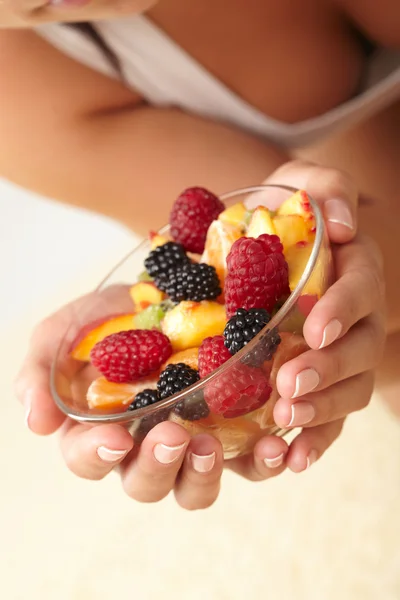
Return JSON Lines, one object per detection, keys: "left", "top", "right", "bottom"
{"left": 335, "top": 0, "right": 400, "bottom": 47}
{"left": 0, "top": 29, "right": 143, "bottom": 119}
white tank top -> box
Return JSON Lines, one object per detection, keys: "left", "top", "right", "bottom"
{"left": 37, "top": 15, "right": 400, "bottom": 148}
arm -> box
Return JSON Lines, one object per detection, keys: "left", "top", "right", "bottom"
{"left": 0, "top": 30, "right": 287, "bottom": 234}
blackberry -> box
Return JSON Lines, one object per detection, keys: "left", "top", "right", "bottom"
{"left": 157, "top": 363, "right": 200, "bottom": 400}
{"left": 164, "top": 263, "right": 222, "bottom": 303}
{"left": 144, "top": 241, "right": 190, "bottom": 280}
{"left": 241, "top": 327, "right": 281, "bottom": 368}
{"left": 174, "top": 392, "right": 210, "bottom": 422}
{"left": 224, "top": 308, "right": 271, "bottom": 355}
{"left": 128, "top": 388, "right": 160, "bottom": 411}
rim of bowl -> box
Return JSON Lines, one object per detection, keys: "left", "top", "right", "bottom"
{"left": 51, "top": 184, "right": 325, "bottom": 423}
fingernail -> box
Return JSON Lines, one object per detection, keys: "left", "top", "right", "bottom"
{"left": 292, "top": 368, "right": 320, "bottom": 398}
{"left": 23, "top": 390, "right": 33, "bottom": 429}
{"left": 153, "top": 442, "right": 186, "bottom": 465}
{"left": 264, "top": 452, "right": 285, "bottom": 469}
{"left": 324, "top": 199, "right": 354, "bottom": 230}
{"left": 306, "top": 449, "right": 318, "bottom": 469}
{"left": 97, "top": 447, "right": 129, "bottom": 463}
{"left": 287, "top": 402, "right": 316, "bottom": 427}
{"left": 319, "top": 319, "right": 342, "bottom": 349}
{"left": 191, "top": 452, "right": 216, "bottom": 473}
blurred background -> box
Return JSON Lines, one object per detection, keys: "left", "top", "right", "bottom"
{"left": 1, "top": 178, "right": 400, "bottom": 600}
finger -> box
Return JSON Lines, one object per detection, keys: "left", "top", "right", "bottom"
{"left": 266, "top": 160, "right": 357, "bottom": 242}
{"left": 226, "top": 435, "right": 289, "bottom": 481}
{"left": 60, "top": 421, "right": 134, "bottom": 480}
{"left": 274, "top": 371, "right": 374, "bottom": 430}
{"left": 277, "top": 316, "right": 384, "bottom": 399}
{"left": 286, "top": 419, "right": 345, "bottom": 473}
{"left": 173, "top": 434, "right": 224, "bottom": 510}
{"left": 304, "top": 236, "right": 385, "bottom": 350}
{"left": 120, "top": 421, "right": 190, "bottom": 503}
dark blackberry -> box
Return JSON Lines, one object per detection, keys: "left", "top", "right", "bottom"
{"left": 128, "top": 388, "right": 160, "bottom": 411}
{"left": 241, "top": 327, "right": 282, "bottom": 368}
{"left": 224, "top": 308, "right": 271, "bottom": 355}
{"left": 173, "top": 392, "right": 210, "bottom": 422}
{"left": 157, "top": 363, "right": 200, "bottom": 400}
{"left": 144, "top": 241, "right": 190, "bottom": 280}
{"left": 164, "top": 263, "right": 222, "bottom": 303}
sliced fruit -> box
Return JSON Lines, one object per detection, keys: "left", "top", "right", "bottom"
{"left": 129, "top": 282, "right": 165, "bottom": 312}
{"left": 162, "top": 300, "right": 226, "bottom": 351}
{"left": 246, "top": 206, "right": 276, "bottom": 238}
{"left": 138, "top": 270, "right": 153, "bottom": 282}
{"left": 71, "top": 314, "right": 136, "bottom": 361}
{"left": 133, "top": 303, "right": 166, "bottom": 331}
{"left": 218, "top": 202, "right": 247, "bottom": 227}
{"left": 87, "top": 375, "right": 158, "bottom": 410}
{"left": 149, "top": 231, "right": 169, "bottom": 250}
{"left": 201, "top": 219, "right": 242, "bottom": 289}
{"left": 285, "top": 242, "right": 327, "bottom": 296}
{"left": 277, "top": 190, "right": 315, "bottom": 233}
{"left": 163, "top": 347, "right": 199, "bottom": 370}
{"left": 272, "top": 214, "right": 311, "bottom": 250}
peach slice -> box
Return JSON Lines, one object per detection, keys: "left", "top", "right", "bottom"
{"left": 129, "top": 282, "right": 165, "bottom": 312}
{"left": 149, "top": 231, "right": 169, "bottom": 250}
{"left": 87, "top": 375, "right": 158, "bottom": 410}
{"left": 218, "top": 202, "right": 247, "bottom": 228}
{"left": 277, "top": 190, "right": 315, "bottom": 233}
{"left": 246, "top": 206, "right": 276, "bottom": 238}
{"left": 272, "top": 214, "right": 311, "bottom": 251}
{"left": 201, "top": 220, "right": 242, "bottom": 289}
{"left": 71, "top": 313, "right": 136, "bottom": 361}
{"left": 163, "top": 347, "right": 199, "bottom": 371}
{"left": 285, "top": 242, "right": 326, "bottom": 296}
{"left": 162, "top": 301, "right": 226, "bottom": 351}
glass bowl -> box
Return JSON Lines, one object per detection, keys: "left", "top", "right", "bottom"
{"left": 51, "top": 184, "right": 333, "bottom": 459}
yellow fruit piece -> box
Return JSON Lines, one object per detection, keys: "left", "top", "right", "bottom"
{"left": 247, "top": 206, "right": 276, "bottom": 238}
{"left": 163, "top": 347, "right": 199, "bottom": 370}
{"left": 129, "top": 282, "right": 164, "bottom": 312}
{"left": 218, "top": 202, "right": 247, "bottom": 227}
{"left": 149, "top": 231, "right": 169, "bottom": 250}
{"left": 162, "top": 301, "right": 226, "bottom": 351}
{"left": 87, "top": 376, "right": 158, "bottom": 410}
{"left": 71, "top": 314, "right": 136, "bottom": 361}
{"left": 272, "top": 214, "right": 312, "bottom": 250}
{"left": 201, "top": 220, "right": 242, "bottom": 288}
{"left": 277, "top": 190, "right": 315, "bottom": 232}
{"left": 285, "top": 242, "right": 326, "bottom": 296}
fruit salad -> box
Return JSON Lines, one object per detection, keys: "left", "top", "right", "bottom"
{"left": 67, "top": 186, "right": 331, "bottom": 459}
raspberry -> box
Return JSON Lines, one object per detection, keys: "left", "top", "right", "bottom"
{"left": 224, "top": 235, "right": 289, "bottom": 318}
{"left": 204, "top": 363, "right": 272, "bottom": 418}
{"left": 128, "top": 388, "right": 160, "bottom": 411}
{"left": 198, "top": 335, "right": 232, "bottom": 378}
{"left": 144, "top": 241, "right": 190, "bottom": 280}
{"left": 170, "top": 187, "right": 225, "bottom": 253}
{"left": 157, "top": 363, "right": 200, "bottom": 399}
{"left": 174, "top": 393, "right": 210, "bottom": 422}
{"left": 90, "top": 330, "right": 172, "bottom": 383}
{"left": 223, "top": 308, "right": 271, "bottom": 354}
{"left": 163, "top": 262, "right": 221, "bottom": 303}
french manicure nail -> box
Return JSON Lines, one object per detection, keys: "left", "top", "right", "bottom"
{"left": 97, "top": 447, "right": 129, "bottom": 463}
{"left": 264, "top": 452, "right": 285, "bottom": 469}
{"left": 324, "top": 199, "right": 354, "bottom": 230}
{"left": 23, "top": 390, "right": 33, "bottom": 429}
{"left": 287, "top": 402, "right": 316, "bottom": 427}
{"left": 306, "top": 449, "right": 318, "bottom": 469}
{"left": 191, "top": 452, "right": 216, "bottom": 473}
{"left": 292, "top": 368, "right": 320, "bottom": 398}
{"left": 153, "top": 442, "right": 186, "bottom": 465}
{"left": 319, "top": 319, "right": 342, "bottom": 349}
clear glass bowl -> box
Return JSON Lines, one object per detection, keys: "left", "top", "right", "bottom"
{"left": 51, "top": 185, "right": 333, "bottom": 459}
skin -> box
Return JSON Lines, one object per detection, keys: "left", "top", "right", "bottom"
{"left": 2, "top": 0, "right": 398, "bottom": 508}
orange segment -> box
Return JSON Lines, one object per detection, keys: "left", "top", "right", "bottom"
{"left": 163, "top": 347, "right": 199, "bottom": 370}
{"left": 201, "top": 220, "right": 242, "bottom": 289}
{"left": 71, "top": 314, "right": 136, "bottom": 361}
{"left": 87, "top": 376, "right": 158, "bottom": 410}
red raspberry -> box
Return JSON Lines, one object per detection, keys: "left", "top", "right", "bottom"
{"left": 90, "top": 330, "right": 172, "bottom": 383}
{"left": 205, "top": 363, "right": 272, "bottom": 418}
{"left": 170, "top": 187, "right": 225, "bottom": 253}
{"left": 224, "top": 235, "right": 289, "bottom": 318}
{"left": 198, "top": 335, "right": 232, "bottom": 378}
